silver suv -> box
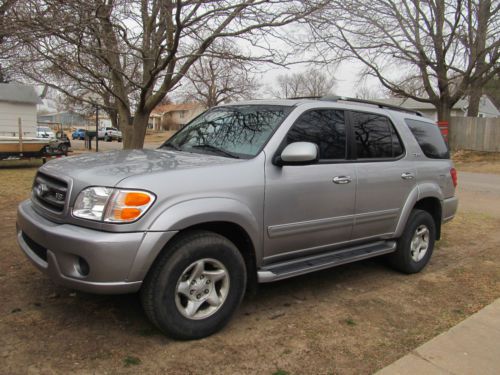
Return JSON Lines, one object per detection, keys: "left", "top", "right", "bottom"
{"left": 17, "top": 97, "right": 458, "bottom": 339}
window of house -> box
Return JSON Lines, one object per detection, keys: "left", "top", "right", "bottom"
{"left": 352, "top": 112, "right": 404, "bottom": 159}
{"left": 285, "top": 109, "right": 346, "bottom": 160}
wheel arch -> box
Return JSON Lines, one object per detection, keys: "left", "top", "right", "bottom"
{"left": 135, "top": 198, "right": 262, "bottom": 290}
{"left": 395, "top": 184, "right": 443, "bottom": 240}
{"left": 175, "top": 221, "right": 258, "bottom": 293}
{"left": 135, "top": 221, "right": 258, "bottom": 294}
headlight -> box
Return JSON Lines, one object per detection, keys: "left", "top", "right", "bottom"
{"left": 73, "top": 187, "right": 155, "bottom": 223}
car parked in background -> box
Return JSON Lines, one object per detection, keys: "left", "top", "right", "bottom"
{"left": 37, "top": 126, "right": 56, "bottom": 139}
{"left": 98, "top": 127, "right": 122, "bottom": 142}
{"left": 72, "top": 129, "right": 86, "bottom": 140}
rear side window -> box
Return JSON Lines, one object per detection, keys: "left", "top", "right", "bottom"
{"left": 352, "top": 112, "right": 404, "bottom": 159}
{"left": 405, "top": 119, "right": 450, "bottom": 159}
{"left": 286, "top": 109, "right": 346, "bottom": 159}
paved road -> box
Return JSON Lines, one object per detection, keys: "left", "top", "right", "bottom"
{"left": 457, "top": 171, "right": 500, "bottom": 218}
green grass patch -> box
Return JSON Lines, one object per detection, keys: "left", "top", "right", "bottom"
{"left": 345, "top": 318, "right": 356, "bottom": 326}
{"left": 124, "top": 356, "right": 141, "bottom": 367}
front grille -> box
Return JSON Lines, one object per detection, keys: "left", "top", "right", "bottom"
{"left": 32, "top": 172, "right": 68, "bottom": 213}
{"left": 22, "top": 232, "right": 48, "bottom": 262}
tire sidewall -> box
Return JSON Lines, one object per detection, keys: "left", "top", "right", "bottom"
{"left": 398, "top": 210, "right": 436, "bottom": 273}
{"left": 152, "top": 235, "right": 246, "bottom": 339}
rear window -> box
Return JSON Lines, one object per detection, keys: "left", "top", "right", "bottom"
{"left": 405, "top": 119, "right": 450, "bottom": 159}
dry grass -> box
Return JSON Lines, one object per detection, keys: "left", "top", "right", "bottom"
{"left": 0, "top": 167, "right": 499, "bottom": 374}
{"left": 144, "top": 130, "right": 176, "bottom": 144}
{"left": 453, "top": 150, "right": 500, "bottom": 174}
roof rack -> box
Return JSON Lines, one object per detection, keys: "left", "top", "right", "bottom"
{"left": 288, "top": 96, "right": 322, "bottom": 100}
{"left": 319, "top": 95, "right": 423, "bottom": 117}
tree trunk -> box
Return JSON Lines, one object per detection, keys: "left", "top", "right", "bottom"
{"left": 436, "top": 98, "right": 452, "bottom": 123}
{"left": 467, "top": 82, "right": 482, "bottom": 117}
{"left": 122, "top": 111, "right": 150, "bottom": 149}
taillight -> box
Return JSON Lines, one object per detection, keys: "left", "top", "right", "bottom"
{"left": 450, "top": 168, "right": 458, "bottom": 187}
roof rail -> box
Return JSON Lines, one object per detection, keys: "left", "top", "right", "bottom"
{"left": 319, "top": 95, "right": 423, "bottom": 117}
{"left": 288, "top": 96, "right": 322, "bottom": 100}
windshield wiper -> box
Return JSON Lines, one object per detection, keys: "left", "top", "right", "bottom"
{"left": 161, "top": 142, "right": 181, "bottom": 151}
{"left": 192, "top": 144, "right": 240, "bottom": 159}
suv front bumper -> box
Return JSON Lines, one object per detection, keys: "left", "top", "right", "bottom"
{"left": 16, "top": 200, "right": 175, "bottom": 294}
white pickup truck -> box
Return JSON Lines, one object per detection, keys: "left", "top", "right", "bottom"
{"left": 97, "top": 127, "right": 122, "bottom": 142}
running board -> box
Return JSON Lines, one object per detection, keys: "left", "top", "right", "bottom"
{"left": 257, "top": 241, "right": 397, "bottom": 283}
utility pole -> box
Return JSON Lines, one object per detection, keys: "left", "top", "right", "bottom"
{"left": 95, "top": 104, "right": 99, "bottom": 152}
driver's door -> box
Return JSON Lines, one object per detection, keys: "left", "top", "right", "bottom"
{"left": 263, "top": 109, "right": 356, "bottom": 263}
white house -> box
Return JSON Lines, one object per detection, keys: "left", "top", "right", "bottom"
{"left": 373, "top": 95, "right": 499, "bottom": 120}
{"left": 0, "top": 83, "right": 42, "bottom": 137}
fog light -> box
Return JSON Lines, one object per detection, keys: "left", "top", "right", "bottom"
{"left": 77, "top": 257, "right": 89, "bottom": 276}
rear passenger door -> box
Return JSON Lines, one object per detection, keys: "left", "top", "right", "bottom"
{"left": 350, "top": 111, "right": 416, "bottom": 239}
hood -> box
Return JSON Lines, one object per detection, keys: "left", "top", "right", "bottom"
{"left": 40, "top": 149, "right": 240, "bottom": 187}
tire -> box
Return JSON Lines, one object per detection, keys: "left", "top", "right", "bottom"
{"left": 58, "top": 143, "right": 68, "bottom": 154}
{"left": 388, "top": 209, "right": 436, "bottom": 274}
{"left": 118, "top": 138, "right": 122, "bottom": 143}
{"left": 140, "top": 230, "right": 247, "bottom": 340}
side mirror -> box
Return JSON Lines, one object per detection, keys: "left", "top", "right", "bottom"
{"left": 275, "top": 142, "right": 319, "bottom": 166}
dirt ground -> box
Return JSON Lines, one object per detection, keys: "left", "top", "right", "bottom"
{"left": 0, "top": 161, "right": 499, "bottom": 374}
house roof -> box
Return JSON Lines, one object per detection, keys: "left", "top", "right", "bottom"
{"left": 152, "top": 102, "right": 204, "bottom": 115}
{"left": 373, "top": 95, "right": 499, "bottom": 116}
{"left": 0, "top": 83, "right": 42, "bottom": 105}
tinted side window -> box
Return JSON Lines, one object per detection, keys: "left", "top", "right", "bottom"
{"left": 286, "top": 109, "right": 346, "bottom": 159}
{"left": 352, "top": 112, "right": 404, "bottom": 158}
{"left": 405, "top": 119, "right": 450, "bottom": 159}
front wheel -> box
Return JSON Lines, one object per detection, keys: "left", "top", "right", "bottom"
{"left": 141, "top": 230, "right": 247, "bottom": 340}
{"left": 387, "top": 209, "right": 436, "bottom": 274}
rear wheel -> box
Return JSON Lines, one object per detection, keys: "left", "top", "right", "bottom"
{"left": 388, "top": 209, "right": 436, "bottom": 274}
{"left": 141, "top": 230, "right": 246, "bottom": 340}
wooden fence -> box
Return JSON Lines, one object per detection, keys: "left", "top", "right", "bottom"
{"left": 449, "top": 117, "right": 500, "bottom": 152}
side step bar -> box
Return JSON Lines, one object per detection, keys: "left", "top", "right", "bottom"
{"left": 257, "top": 240, "right": 397, "bottom": 283}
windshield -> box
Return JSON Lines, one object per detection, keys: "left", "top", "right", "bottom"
{"left": 162, "top": 105, "right": 292, "bottom": 158}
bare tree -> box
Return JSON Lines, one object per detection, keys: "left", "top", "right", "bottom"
{"left": 355, "top": 85, "right": 380, "bottom": 100}
{"left": 0, "top": 0, "right": 18, "bottom": 82}
{"left": 13, "top": 0, "right": 327, "bottom": 149}
{"left": 482, "top": 73, "right": 499, "bottom": 108}
{"left": 305, "top": 0, "right": 500, "bottom": 122}
{"left": 181, "top": 43, "right": 257, "bottom": 107}
{"left": 269, "top": 69, "right": 336, "bottom": 98}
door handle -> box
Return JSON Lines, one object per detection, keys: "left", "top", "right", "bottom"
{"left": 333, "top": 176, "right": 352, "bottom": 184}
{"left": 401, "top": 172, "right": 415, "bottom": 180}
